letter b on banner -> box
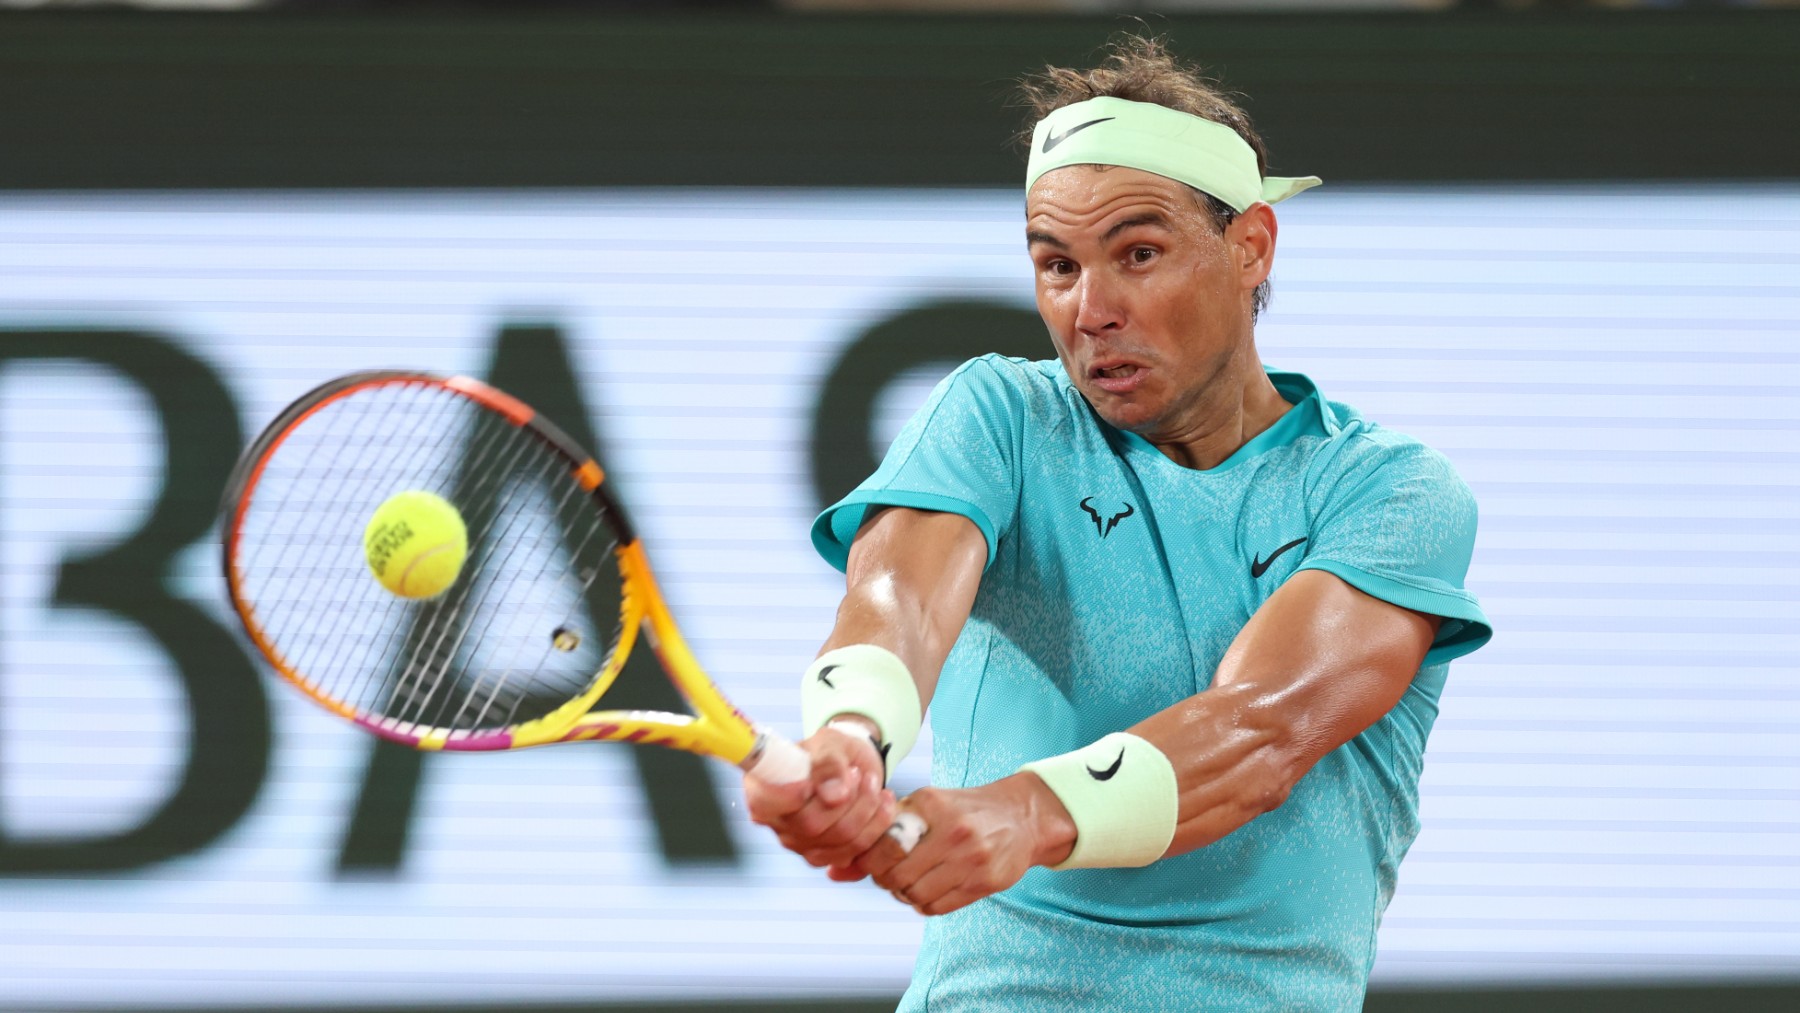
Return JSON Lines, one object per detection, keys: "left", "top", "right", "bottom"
{"left": 0, "top": 331, "right": 269, "bottom": 873}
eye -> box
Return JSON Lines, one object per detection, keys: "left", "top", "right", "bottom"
{"left": 1044, "top": 258, "right": 1076, "bottom": 277}
{"left": 1128, "top": 246, "right": 1157, "bottom": 265}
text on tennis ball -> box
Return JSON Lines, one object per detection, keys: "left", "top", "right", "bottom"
{"left": 363, "top": 491, "right": 468, "bottom": 599}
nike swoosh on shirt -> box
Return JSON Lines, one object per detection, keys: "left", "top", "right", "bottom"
{"left": 1042, "top": 117, "right": 1114, "bottom": 153}
{"left": 1250, "top": 537, "right": 1309, "bottom": 578}
{"left": 1086, "top": 748, "right": 1126, "bottom": 781}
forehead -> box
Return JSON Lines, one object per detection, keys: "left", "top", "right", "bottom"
{"left": 1025, "top": 164, "right": 1206, "bottom": 235}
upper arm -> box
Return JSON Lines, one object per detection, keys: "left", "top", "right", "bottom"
{"left": 809, "top": 358, "right": 1031, "bottom": 709}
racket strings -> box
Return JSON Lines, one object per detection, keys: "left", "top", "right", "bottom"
{"left": 267, "top": 386, "right": 483, "bottom": 710}
{"left": 233, "top": 379, "right": 628, "bottom": 739}
{"left": 450, "top": 470, "right": 617, "bottom": 732}
{"left": 347, "top": 402, "right": 524, "bottom": 711}
{"left": 370, "top": 408, "right": 563, "bottom": 726}
{"left": 247, "top": 389, "right": 459, "bottom": 700}
{"left": 281, "top": 389, "right": 473, "bottom": 706}
{"left": 393, "top": 445, "right": 605, "bottom": 732}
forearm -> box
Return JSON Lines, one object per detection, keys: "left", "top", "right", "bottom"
{"left": 1127, "top": 680, "right": 1313, "bottom": 856}
{"left": 819, "top": 574, "right": 948, "bottom": 700}
{"left": 818, "top": 507, "right": 986, "bottom": 712}
{"left": 1136, "top": 571, "right": 1439, "bottom": 856}
{"left": 1012, "top": 571, "right": 1438, "bottom": 865}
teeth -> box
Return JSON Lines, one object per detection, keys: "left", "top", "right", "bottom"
{"left": 1100, "top": 365, "right": 1135, "bottom": 378}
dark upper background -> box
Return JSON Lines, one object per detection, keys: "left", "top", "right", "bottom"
{"left": 1, "top": 7, "right": 1796, "bottom": 190}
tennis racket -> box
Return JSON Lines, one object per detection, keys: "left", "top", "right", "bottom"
{"left": 221, "top": 370, "right": 823, "bottom": 787}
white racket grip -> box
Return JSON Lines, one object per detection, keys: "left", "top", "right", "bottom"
{"left": 743, "top": 729, "right": 812, "bottom": 785}
{"left": 886, "top": 810, "right": 927, "bottom": 854}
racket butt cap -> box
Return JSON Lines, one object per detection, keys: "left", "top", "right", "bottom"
{"left": 886, "top": 811, "right": 926, "bottom": 854}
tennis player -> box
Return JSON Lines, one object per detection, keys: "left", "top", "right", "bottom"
{"left": 747, "top": 37, "right": 1492, "bottom": 1010}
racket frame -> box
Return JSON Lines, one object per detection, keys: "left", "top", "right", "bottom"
{"left": 222, "top": 370, "right": 779, "bottom": 772}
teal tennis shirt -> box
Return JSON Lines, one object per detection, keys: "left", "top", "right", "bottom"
{"left": 813, "top": 356, "right": 1492, "bottom": 1011}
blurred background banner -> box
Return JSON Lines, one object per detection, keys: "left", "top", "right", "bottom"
{"left": 0, "top": 7, "right": 1797, "bottom": 1013}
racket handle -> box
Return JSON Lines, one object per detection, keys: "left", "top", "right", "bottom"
{"left": 886, "top": 810, "right": 927, "bottom": 854}
{"left": 743, "top": 728, "right": 812, "bottom": 785}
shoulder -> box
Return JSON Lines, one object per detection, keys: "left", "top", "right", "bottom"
{"left": 1311, "top": 410, "right": 1476, "bottom": 517}
{"left": 931, "top": 354, "right": 1082, "bottom": 428}
{"left": 946, "top": 354, "right": 1066, "bottom": 398}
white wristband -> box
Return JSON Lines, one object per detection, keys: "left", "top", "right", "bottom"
{"left": 801, "top": 644, "right": 921, "bottom": 783}
{"left": 1019, "top": 731, "right": 1178, "bottom": 870}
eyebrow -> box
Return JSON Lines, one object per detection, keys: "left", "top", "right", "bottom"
{"left": 1103, "top": 213, "right": 1172, "bottom": 242}
{"left": 1025, "top": 212, "right": 1173, "bottom": 251}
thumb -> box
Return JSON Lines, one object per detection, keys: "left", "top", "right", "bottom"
{"left": 810, "top": 750, "right": 859, "bottom": 806}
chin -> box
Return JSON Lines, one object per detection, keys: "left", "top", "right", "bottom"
{"left": 1089, "top": 397, "right": 1159, "bottom": 435}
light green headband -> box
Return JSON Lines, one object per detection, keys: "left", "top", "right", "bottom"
{"left": 1026, "top": 96, "right": 1321, "bottom": 213}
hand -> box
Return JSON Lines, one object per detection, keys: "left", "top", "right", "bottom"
{"left": 744, "top": 721, "right": 897, "bottom": 874}
{"left": 854, "top": 772, "right": 1076, "bottom": 916}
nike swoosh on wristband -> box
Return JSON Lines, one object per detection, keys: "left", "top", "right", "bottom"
{"left": 1042, "top": 117, "right": 1115, "bottom": 153}
{"left": 815, "top": 664, "right": 837, "bottom": 689}
{"left": 1250, "top": 537, "right": 1309, "bottom": 578}
{"left": 1086, "top": 748, "right": 1126, "bottom": 781}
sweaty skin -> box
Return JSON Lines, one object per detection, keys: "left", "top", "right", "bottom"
{"left": 745, "top": 165, "right": 1440, "bottom": 916}
{"left": 1027, "top": 165, "right": 1288, "bottom": 470}
{"left": 744, "top": 507, "right": 983, "bottom": 874}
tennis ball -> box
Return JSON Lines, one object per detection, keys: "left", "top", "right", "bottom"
{"left": 364, "top": 490, "right": 467, "bottom": 600}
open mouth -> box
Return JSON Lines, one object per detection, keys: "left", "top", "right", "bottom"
{"left": 1089, "top": 361, "right": 1147, "bottom": 393}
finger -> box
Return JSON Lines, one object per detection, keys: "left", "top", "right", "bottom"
{"left": 814, "top": 767, "right": 887, "bottom": 847}
{"left": 780, "top": 763, "right": 873, "bottom": 840}
{"left": 857, "top": 816, "right": 917, "bottom": 882}
{"left": 804, "top": 776, "right": 894, "bottom": 863}
{"left": 895, "top": 857, "right": 969, "bottom": 911}
{"left": 805, "top": 802, "right": 898, "bottom": 870}
{"left": 809, "top": 750, "right": 858, "bottom": 807}
{"left": 917, "top": 885, "right": 985, "bottom": 917}
{"left": 743, "top": 774, "right": 812, "bottom": 824}
{"left": 825, "top": 862, "right": 869, "bottom": 883}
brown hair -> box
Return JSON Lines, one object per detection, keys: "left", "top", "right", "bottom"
{"left": 1019, "top": 35, "right": 1274, "bottom": 317}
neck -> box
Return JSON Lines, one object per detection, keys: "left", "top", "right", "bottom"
{"left": 1146, "top": 351, "right": 1292, "bottom": 470}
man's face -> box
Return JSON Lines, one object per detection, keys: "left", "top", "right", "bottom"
{"left": 1026, "top": 165, "right": 1273, "bottom": 439}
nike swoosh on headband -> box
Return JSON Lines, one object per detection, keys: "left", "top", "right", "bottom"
{"left": 1027, "top": 96, "right": 1320, "bottom": 213}
{"left": 1042, "top": 116, "right": 1114, "bottom": 153}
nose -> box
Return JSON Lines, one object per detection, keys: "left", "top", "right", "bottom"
{"left": 1073, "top": 269, "right": 1125, "bottom": 336}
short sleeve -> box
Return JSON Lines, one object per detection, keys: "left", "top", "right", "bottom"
{"left": 1297, "top": 439, "right": 1493, "bottom": 665}
{"left": 811, "top": 357, "right": 1026, "bottom": 573}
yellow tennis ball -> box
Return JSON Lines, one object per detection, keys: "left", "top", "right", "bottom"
{"left": 364, "top": 490, "right": 467, "bottom": 600}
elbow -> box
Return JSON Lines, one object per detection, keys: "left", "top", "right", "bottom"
{"left": 1221, "top": 681, "right": 1314, "bottom": 813}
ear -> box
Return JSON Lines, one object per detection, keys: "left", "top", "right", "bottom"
{"left": 1229, "top": 202, "right": 1278, "bottom": 293}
